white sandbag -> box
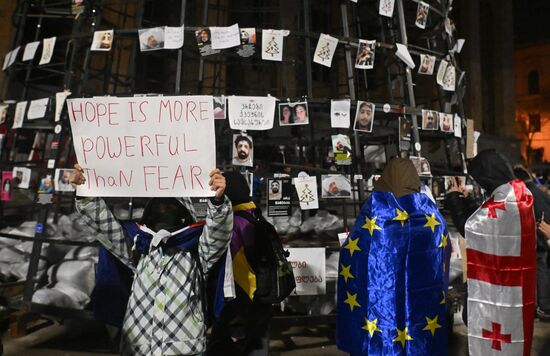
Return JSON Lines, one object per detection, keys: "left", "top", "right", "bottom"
{"left": 46, "top": 260, "right": 96, "bottom": 296}
{"left": 63, "top": 246, "right": 98, "bottom": 261}
{"left": 32, "top": 285, "right": 90, "bottom": 310}
{"left": 0, "top": 247, "right": 25, "bottom": 263}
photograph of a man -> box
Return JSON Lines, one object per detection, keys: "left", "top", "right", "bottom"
{"left": 268, "top": 179, "right": 282, "bottom": 200}
{"left": 232, "top": 134, "right": 253, "bottom": 167}
{"left": 422, "top": 110, "right": 439, "bottom": 130}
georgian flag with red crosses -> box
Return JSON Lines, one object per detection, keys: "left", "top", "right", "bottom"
{"left": 465, "top": 179, "right": 536, "bottom": 356}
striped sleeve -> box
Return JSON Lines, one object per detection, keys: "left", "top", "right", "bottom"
{"left": 75, "top": 197, "right": 133, "bottom": 268}
{"left": 198, "top": 197, "right": 233, "bottom": 273}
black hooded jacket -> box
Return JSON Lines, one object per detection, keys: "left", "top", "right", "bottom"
{"left": 444, "top": 150, "right": 515, "bottom": 236}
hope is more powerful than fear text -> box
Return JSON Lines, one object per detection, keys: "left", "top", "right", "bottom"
{"left": 68, "top": 97, "right": 211, "bottom": 128}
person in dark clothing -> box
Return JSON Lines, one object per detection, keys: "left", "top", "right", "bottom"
{"left": 207, "top": 171, "right": 272, "bottom": 356}
{"left": 444, "top": 149, "right": 517, "bottom": 324}
{"left": 514, "top": 165, "right": 550, "bottom": 320}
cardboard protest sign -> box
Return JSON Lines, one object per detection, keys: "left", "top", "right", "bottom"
{"left": 227, "top": 96, "right": 276, "bottom": 130}
{"left": 67, "top": 96, "right": 215, "bottom": 197}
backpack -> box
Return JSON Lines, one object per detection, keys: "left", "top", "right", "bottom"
{"left": 234, "top": 210, "right": 296, "bottom": 303}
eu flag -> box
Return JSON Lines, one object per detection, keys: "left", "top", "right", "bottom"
{"left": 337, "top": 191, "right": 451, "bottom": 355}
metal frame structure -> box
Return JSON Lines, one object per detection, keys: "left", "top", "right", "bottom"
{"left": 0, "top": 0, "right": 466, "bottom": 344}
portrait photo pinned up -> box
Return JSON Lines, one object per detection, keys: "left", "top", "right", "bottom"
{"left": 90, "top": 30, "right": 114, "bottom": 51}
{"left": 321, "top": 174, "right": 352, "bottom": 199}
{"left": 38, "top": 174, "right": 54, "bottom": 194}
{"left": 1, "top": 171, "right": 13, "bottom": 201}
{"left": 415, "top": 1, "right": 430, "bottom": 29}
{"left": 12, "top": 167, "right": 31, "bottom": 189}
{"left": 410, "top": 156, "right": 431, "bottom": 177}
{"left": 232, "top": 133, "right": 253, "bottom": 167}
{"left": 138, "top": 27, "right": 165, "bottom": 51}
{"left": 421, "top": 109, "right": 439, "bottom": 130}
{"left": 354, "top": 101, "right": 375, "bottom": 132}
{"left": 442, "top": 65, "right": 456, "bottom": 91}
{"left": 236, "top": 28, "right": 256, "bottom": 58}
{"left": 431, "top": 177, "right": 446, "bottom": 201}
{"left": 54, "top": 168, "right": 75, "bottom": 192}
{"left": 278, "top": 101, "right": 309, "bottom": 126}
{"left": 399, "top": 116, "right": 412, "bottom": 142}
{"left": 332, "top": 134, "right": 352, "bottom": 165}
{"left": 195, "top": 28, "right": 220, "bottom": 56}
{"left": 418, "top": 54, "right": 435, "bottom": 75}
{"left": 355, "top": 39, "right": 376, "bottom": 70}
{"left": 439, "top": 113, "right": 454, "bottom": 133}
{"left": 213, "top": 96, "right": 226, "bottom": 119}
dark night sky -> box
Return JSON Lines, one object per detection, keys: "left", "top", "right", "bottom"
{"left": 514, "top": 0, "right": 550, "bottom": 46}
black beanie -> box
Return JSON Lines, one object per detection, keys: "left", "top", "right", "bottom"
{"left": 223, "top": 171, "right": 251, "bottom": 206}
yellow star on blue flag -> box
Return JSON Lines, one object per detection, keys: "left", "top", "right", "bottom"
{"left": 362, "top": 216, "right": 382, "bottom": 236}
{"left": 393, "top": 208, "right": 409, "bottom": 226}
{"left": 340, "top": 264, "right": 354, "bottom": 283}
{"left": 424, "top": 213, "right": 440, "bottom": 233}
{"left": 423, "top": 315, "right": 442, "bottom": 336}
{"left": 438, "top": 234, "right": 448, "bottom": 248}
{"left": 344, "top": 291, "right": 361, "bottom": 312}
{"left": 393, "top": 327, "right": 413, "bottom": 348}
{"left": 344, "top": 237, "right": 361, "bottom": 257}
{"left": 362, "top": 318, "right": 382, "bottom": 337}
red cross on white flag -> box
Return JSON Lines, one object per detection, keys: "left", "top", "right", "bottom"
{"left": 466, "top": 180, "right": 536, "bottom": 356}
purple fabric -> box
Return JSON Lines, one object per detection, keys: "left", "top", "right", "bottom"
{"left": 230, "top": 210, "right": 256, "bottom": 262}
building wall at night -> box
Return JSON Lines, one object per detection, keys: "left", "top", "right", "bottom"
{"left": 515, "top": 42, "right": 550, "bottom": 163}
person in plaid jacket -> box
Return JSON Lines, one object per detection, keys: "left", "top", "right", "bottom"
{"left": 70, "top": 164, "right": 233, "bottom": 356}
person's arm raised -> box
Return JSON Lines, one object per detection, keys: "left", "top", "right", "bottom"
{"left": 71, "top": 164, "right": 133, "bottom": 268}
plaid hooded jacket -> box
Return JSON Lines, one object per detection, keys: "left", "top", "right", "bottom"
{"left": 76, "top": 197, "right": 233, "bottom": 356}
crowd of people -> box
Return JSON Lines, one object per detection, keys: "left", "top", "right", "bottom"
{"left": 67, "top": 148, "right": 550, "bottom": 355}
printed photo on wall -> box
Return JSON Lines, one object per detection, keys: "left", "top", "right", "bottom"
{"left": 138, "top": 27, "right": 165, "bottom": 51}
{"left": 330, "top": 99, "right": 350, "bottom": 128}
{"left": 439, "top": 113, "right": 454, "bottom": 133}
{"left": 415, "top": 1, "right": 430, "bottom": 29}
{"left": 431, "top": 177, "right": 446, "bottom": 200}
{"left": 332, "top": 134, "right": 352, "bottom": 165}
{"left": 418, "top": 54, "right": 435, "bottom": 75}
{"left": 379, "top": 0, "right": 395, "bottom": 17}
{"left": 91, "top": 30, "right": 114, "bottom": 51}
{"left": 267, "top": 177, "right": 291, "bottom": 217}
{"left": 213, "top": 96, "right": 226, "bottom": 119}
{"left": 410, "top": 156, "right": 431, "bottom": 177}
{"left": 443, "top": 65, "right": 456, "bottom": 91}
{"left": 195, "top": 28, "right": 220, "bottom": 56}
{"left": 236, "top": 28, "right": 256, "bottom": 57}
{"left": 354, "top": 101, "right": 375, "bottom": 132}
{"left": 38, "top": 174, "right": 54, "bottom": 194}
{"left": 321, "top": 174, "right": 352, "bottom": 199}
{"left": 421, "top": 109, "right": 439, "bottom": 130}
{"left": 279, "top": 102, "right": 309, "bottom": 126}
{"left": 54, "top": 168, "right": 75, "bottom": 192}
{"left": 12, "top": 167, "right": 31, "bottom": 189}
{"left": 232, "top": 133, "right": 253, "bottom": 167}
{"left": 294, "top": 176, "right": 319, "bottom": 210}
{"left": 313, "top": 34, "right": 338, "bottom": 68}
{"left": 1, "top": 171, "right": 13, "bottom": 201}
{"left": 355, "top": 39, "right": 376, "bottom": 70}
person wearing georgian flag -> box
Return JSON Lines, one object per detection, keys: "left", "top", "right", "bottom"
{"left": 446, "top": 150, "right": 536, "bottom": 355}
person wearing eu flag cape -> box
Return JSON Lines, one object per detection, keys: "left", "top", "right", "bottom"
{"left": 337, "top": 157, "right": 451, "bottom": 355}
